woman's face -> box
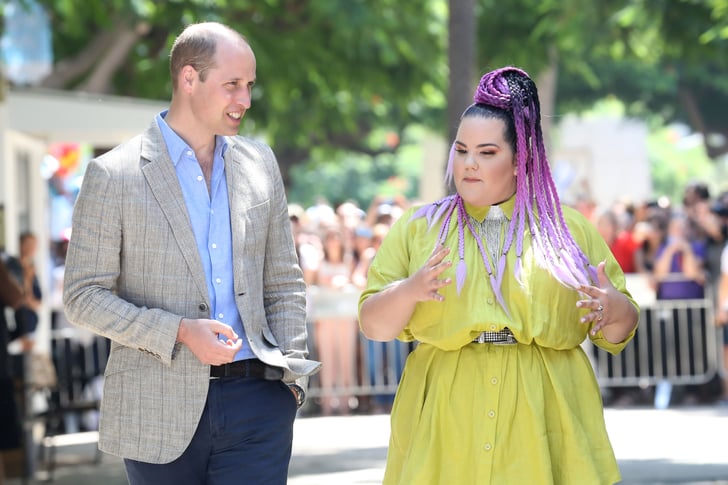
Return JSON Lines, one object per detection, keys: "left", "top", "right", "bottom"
{"left": 453, "top": 116, "right": 516, "bottom": 207}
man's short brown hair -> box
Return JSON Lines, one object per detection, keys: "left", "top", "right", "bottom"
{"left": 169, "top": 22, "right": 247, "bottom": 90}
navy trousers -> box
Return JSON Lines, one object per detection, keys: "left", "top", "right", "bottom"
{"left": 124, "top": 376, "right": 298, "bottom": 485}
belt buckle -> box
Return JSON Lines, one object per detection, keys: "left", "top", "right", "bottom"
{"left": 476, "top": 332, "right": 487, "bottom": 344}
{"left": 493, "top": 334, "right": 517, "bottom": 345}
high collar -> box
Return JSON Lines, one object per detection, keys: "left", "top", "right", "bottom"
{"left": 463, "top": 193, "right": 516, "bottom": 223}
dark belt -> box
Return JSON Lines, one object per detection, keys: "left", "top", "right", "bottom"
{"left": 210, "top": 359, "right": 284, "bottom": 380}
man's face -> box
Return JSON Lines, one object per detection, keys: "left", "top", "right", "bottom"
{"left": 189, "top": 38, "right": 257, "bottom": 137}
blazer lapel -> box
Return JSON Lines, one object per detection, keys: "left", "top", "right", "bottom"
{"left": 140, "top": 122, "right": 209, "bottom": 303}
{"left": 223, "top": 142, "right": 249, "bottom": 293}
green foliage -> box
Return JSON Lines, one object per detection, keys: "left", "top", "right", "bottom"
{"left": 286, "top": 125, "right": 427, "bottom": 208}
{"left": 647, "top": 124, "right": 720, "bottom": 203}
{"left": 550, "top": 1, "right": 728, "bottom": 159}
{"left": 34, "top": 0, "right": 448, "bottom": 167}
{"left": 15, "top": 0, "right": 728, "bottom": 205}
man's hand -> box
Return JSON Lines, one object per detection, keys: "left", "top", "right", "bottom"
{"left": 177, "top": 318, "right": 242, "bottom": 365}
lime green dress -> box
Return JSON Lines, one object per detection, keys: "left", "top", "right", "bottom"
{"left": 359, "top": 196, "right": 638, "bottom": 485}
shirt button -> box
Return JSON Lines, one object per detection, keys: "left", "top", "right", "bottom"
{"left": 487, "top": 298, "right": 494, "bottom": 305}
{"left": 211, "top": 243, "right": 217, "bottom": 249}
{"left": 484, "top": 443, "right": 492, "bottom": 451}
{"left": 218, "top": 313, "right": 224, "bottom": 319}
{"left": 186, "top": 150, "right": 193, "bottom": 157}
{"left": 491, "top": 377, "right": 498, "bottom": 385}
{"left": 215, "top": 278, "right": 222, "bottom": 284}
{"left": 489, "top": 324, "right": 497, "bottom": 331}
{"left": 196, "top": 175, "right": 203, "bottom": 181}
{"left": 488, "top": 410, "right": 495, "bottom": 418}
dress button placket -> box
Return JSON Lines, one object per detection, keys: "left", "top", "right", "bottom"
{"left": 479, "top": 345, "right": 503, "bottom": 474}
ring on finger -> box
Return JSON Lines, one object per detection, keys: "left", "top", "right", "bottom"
{"left": 596, "top": 303, "right": 604, "bottom": 321}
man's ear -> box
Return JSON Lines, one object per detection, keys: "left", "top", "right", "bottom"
{"left": 180, "top": 65, "right": 196, "bottom": 92}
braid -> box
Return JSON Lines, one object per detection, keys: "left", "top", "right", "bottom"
{"left": 471, "top": 67, "right": 596, "bottom": 291}
{"left": 417, "top": 66, "right": 595, "bottom": 313}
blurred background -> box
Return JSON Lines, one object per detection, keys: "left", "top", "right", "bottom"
{"left": 2, "top": 0, "right": 728, "bottom": 482}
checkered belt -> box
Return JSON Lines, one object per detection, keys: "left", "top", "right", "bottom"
{"left": 472, "top": 328, "right": 518, "bottom": 345}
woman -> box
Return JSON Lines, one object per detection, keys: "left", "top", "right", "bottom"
{"left": 359, "top": 67, "right": 639, "bottom": 484}
{"left": 313, "top": 223, "right": 359, "bottom": 415}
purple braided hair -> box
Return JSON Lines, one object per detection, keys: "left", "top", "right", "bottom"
{"left": 414, "top": 66, "right": 596, "bottom": 314}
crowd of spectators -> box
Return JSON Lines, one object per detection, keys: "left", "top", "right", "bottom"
{"left": 584, "top": 181, "right": 728, "bottom": 406}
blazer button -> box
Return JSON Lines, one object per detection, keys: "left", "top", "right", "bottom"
{"left": 198, "top": 303, "right": 208, "bottom": 312}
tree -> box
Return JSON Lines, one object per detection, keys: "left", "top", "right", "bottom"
{"left": 447, "top": 0, "right": 476, "bottom": 145}
{"left": 553, "top": 1, "right": 728, "bottom": 159}
{"left": 468, "top": 0, "right": 728, "bottom": 162}
{"left": 8, "top": 0, "right": 728, "bottom": 198}
{"left": 29, "top": 0, "right": 448, "bottom": 185}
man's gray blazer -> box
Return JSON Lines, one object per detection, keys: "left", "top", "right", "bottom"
{"left": 63, "top": 120, "right": 320, "bottom": 463}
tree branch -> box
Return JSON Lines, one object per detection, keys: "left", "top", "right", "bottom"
{"left": 79, "top": 22, "right": 150, "bottom": 93}
{"left": 40, "top": 30, "right": 117, "bottom": 89}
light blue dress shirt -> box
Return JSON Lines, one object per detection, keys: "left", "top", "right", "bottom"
{"left": 156, "top": 111, "right": 253, "bottom": 361}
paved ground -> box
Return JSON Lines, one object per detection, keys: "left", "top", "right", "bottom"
{"left": 5, "top": 405, "right": 728, "bottom": 484}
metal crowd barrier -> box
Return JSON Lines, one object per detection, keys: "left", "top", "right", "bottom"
{"left": 38, "top": 327, "right": 110, "bottom": 477}
{"left": 305, "top": 285, "right": 413, "bottom": 401}
{"left": 586, "top": 276, "right": 723, "bottom": 390}
{"left": 306, "top": 278, "right": 726, "bottom": 406}
{"left": 47, "top": 327, "right": 110, "bottom": 424}
{"left": 44, "top": 282, "right": 719, "bottom": 417}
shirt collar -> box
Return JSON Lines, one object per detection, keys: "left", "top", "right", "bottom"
{"left": 155, "top": 110, "right": 228, "bottom": 165}
{"left": 464, "top": 193, "right": 516, "bottom": 222}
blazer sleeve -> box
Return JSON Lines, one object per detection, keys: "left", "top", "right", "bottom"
{"left": 63, "top": 158, "right": 181, "bottom": 366}
{"left": 256, "top": 143, "right": 312, "bottom": 365}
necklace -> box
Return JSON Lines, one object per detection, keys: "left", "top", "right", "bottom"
{"left": 412, "top": 194, "right": 518, "bottom": 315}
{"left": 456, "top": 196, "right": 516, "bottom": 315}
{"left": 468, "top": 205, "right": 508, "bottom": 266}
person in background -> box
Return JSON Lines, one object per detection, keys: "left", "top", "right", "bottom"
{"left": 312, "top": 223, "right": 358, "bottom": 415}
{"left": 359, "top": 66, "right": 639, "bottom": 484}
{"left": 352, "top": 222, "right": 407, "bottom": 414}
{"left": 5, "top": 231, "right": 42, "bottom": 351}
{"left": 0, "top": 258, "right": 25, "bottom": 485}
{"left": 595, "top": 207, "right": 639, "bottom": 274}
{"left": 63, "top": 22, "right": 320, "bottom": 485}
{"left": 711, "top": 191, "right": 728, "bottom": 405}
{"left": 288, "top": 203, "right": 323, "bottom": 285}
{"left": 652, "top": 211, "right": 709, "bottom": 405}
{"left": 633, "top": 212, "right": 668, "bottom": 281}
{"left": 682, "top": 181, "right": 724, "bottom": 287}
{"left": 364, "top": 194, "right": 408, "bottom": 228}
{"left": 653, "top": 212, "right": 706, "bottom": 301}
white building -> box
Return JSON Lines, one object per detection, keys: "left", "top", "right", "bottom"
{"left": 0, "top": 87, "right": 167, "bottom": 349}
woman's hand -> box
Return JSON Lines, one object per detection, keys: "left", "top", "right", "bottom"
{"left": 404, "top": 244, "right": 453, "bottom": 302}
{"left": 577, "top": 261, "right": 638, "bottom": 342}
{"left": 359, "top": 244, "right": 452, "bottom": 341}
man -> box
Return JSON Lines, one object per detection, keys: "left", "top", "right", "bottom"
{"left": 63, "top": 22, "right": 320, "bottom": 484}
